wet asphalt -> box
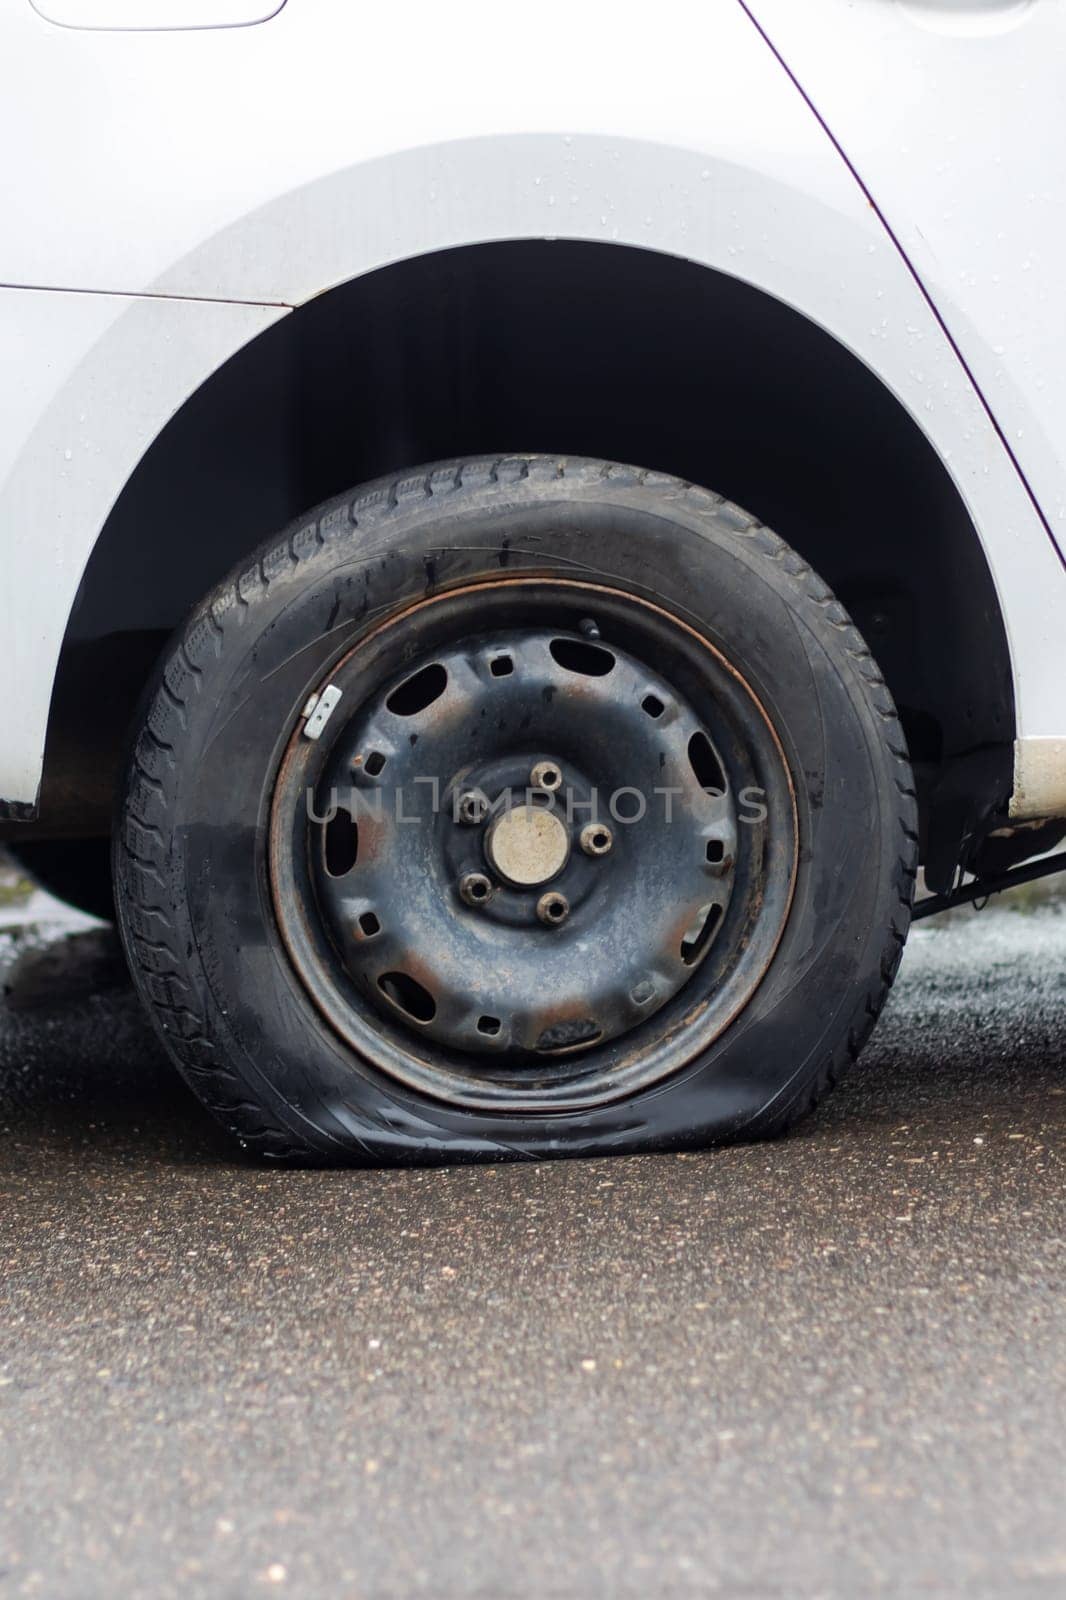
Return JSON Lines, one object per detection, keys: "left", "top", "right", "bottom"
{"left": 0, "top": 877, "right": 1063, "bottom": 1600}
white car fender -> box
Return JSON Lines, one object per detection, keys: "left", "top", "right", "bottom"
{"left": 1, "top": 0, "right": 1064, "bottom": 813}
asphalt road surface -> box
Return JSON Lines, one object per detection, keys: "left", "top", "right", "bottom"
{"left": 0, "top": 877, "right": 1063, "bottom": 1599}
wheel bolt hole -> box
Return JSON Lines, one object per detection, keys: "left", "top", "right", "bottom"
{"left": 363, "top": 750, "right": 387, "bottom": 777}
{"left": 579, "top": 821, "right": 614, "bottom": 857}
{"left": 706, "top": 839, "right": 726, "bottom": 864}
{"left": 490, "top": 655, "right": 514, "bottom": 677}
{"left": 457, "top": 790, "right": 489, "bottom": 825}
{"left": 358, "top": 910, "right": 381, "bottom": 937}
{"left": 530, "top": 760, "right": 563, "bottom": 793}
{"left": 537, "top": 892, "right": 570, "bottom": 926}
{"left": 459, "top": 872, "right": 495, "bottom": 907}
{"left": 641, "top": 694, "right": 665, "bottom": 719}
{"left": 477, "top": 1014, "right": 502, "bottom": 1036}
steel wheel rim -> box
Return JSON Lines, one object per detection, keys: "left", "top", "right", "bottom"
{"left": 269, "top": 577, "right": 798, "bottom": 1112}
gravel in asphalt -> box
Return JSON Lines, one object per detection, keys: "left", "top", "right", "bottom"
{"left": 0, "top": 886, "right": 1063, "bottom": 1599}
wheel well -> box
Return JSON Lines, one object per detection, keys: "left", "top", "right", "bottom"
{"left": 44, "top": 240, "right": 1014, "bottom": 866}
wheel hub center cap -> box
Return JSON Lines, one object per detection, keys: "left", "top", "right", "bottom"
{"left": 485, "top": 803, "right": 570, "bottom": 886}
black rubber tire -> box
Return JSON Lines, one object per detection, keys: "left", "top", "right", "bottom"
{"left": 9, "top": 839, "right": 114, "bottom": 922}
{"left": 113, "top": 457, "right": 917, "bottom": 1164}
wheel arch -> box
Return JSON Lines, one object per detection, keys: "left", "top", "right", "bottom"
{"left": 2, "top": 135, "right": 1062, "bottom": 831}
{"left": 23, "top": 235, "right": 1018, "bottom": 889}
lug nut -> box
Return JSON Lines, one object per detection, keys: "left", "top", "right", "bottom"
{"left": 530, "top": 760, "right": 563, "bottom": 794}
{"left": 536, "top": 891, "right": 570, "bottom": 927}
{"left": 579, "top": 822, "right": 613, "bottom": 857}
{"left": 459, "top": 871, "right": 495, "bottom": 907}
{"left": 457, "top": 789, "right": 489, "bottom": 825}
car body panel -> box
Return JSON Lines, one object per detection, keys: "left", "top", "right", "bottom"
{"left": 1, "top": 0, "right": 1065, "bottom": 815}
{"left": 745, "top": 0, "right": 1066, "bottom": 557}
{"left": 0, "top": 287, "right": 284, "bottom": 810}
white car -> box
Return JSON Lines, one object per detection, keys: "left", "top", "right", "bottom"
{"left": 2, "top": 0, "right": 1064, "bottom": 1163}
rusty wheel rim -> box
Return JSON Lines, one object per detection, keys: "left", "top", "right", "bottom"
{"left": 269, "top": 578, "right": 797, "bottom": 1112}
